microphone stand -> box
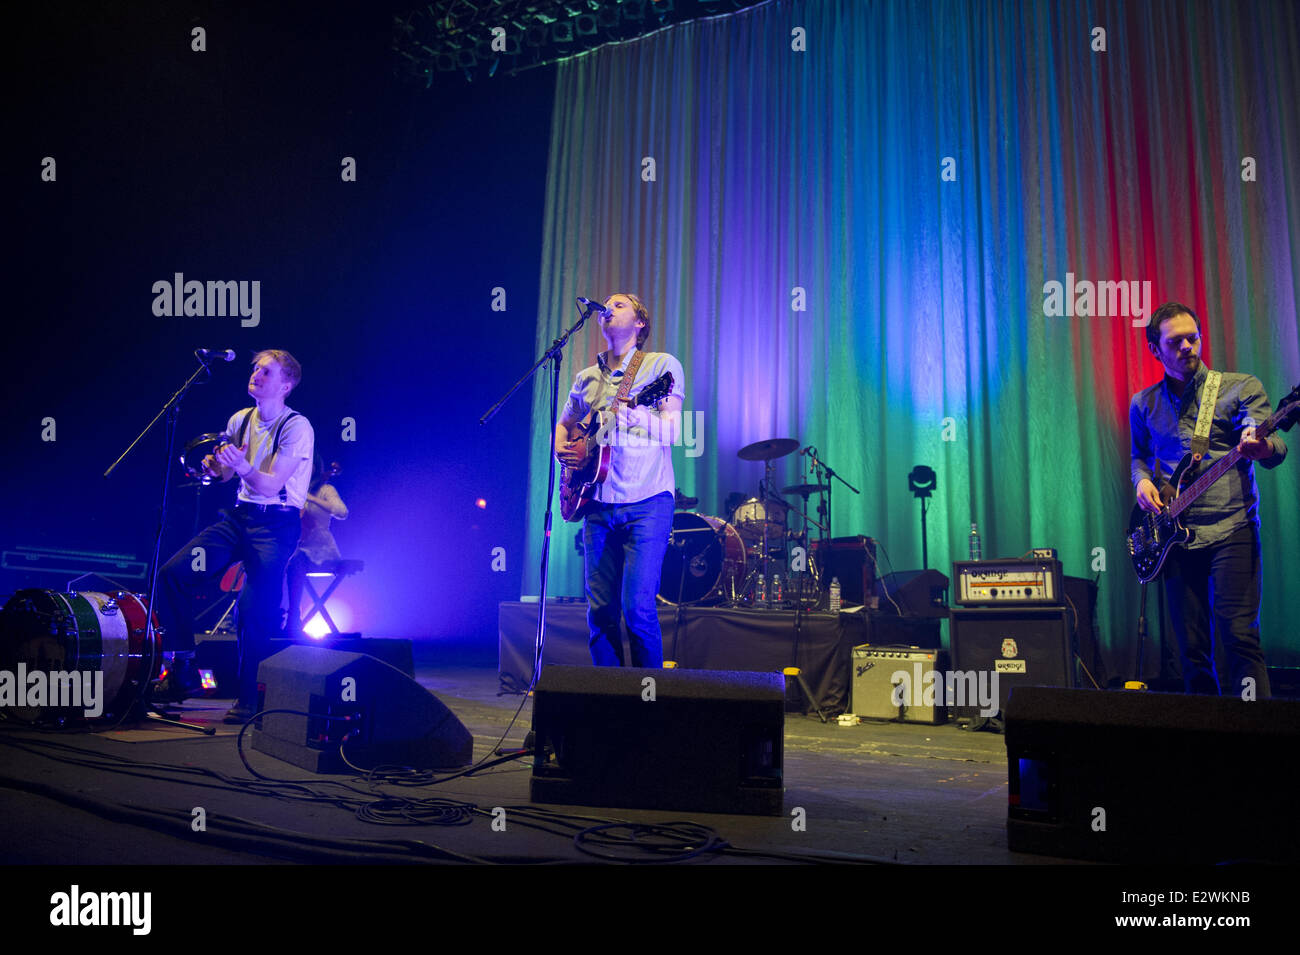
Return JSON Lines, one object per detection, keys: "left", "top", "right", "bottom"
{"left": 479, "top": 299, "right": 602, "bottom": 697}
{"left": 807, "top": 448, "right": 860, "bottom": 598}
{"left": 104, "top": 351, "right": 220, "bottom": 734}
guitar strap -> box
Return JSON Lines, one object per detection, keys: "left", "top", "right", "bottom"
{"left": 1190, "top": 370, "right": 1222, "bottom": 461}
{"left": 612, "top": 350, "right": 647, "bottom": 405}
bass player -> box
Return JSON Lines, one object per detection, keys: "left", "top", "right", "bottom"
{"left": 1130, "top": 302, "right": 1287, "bottom": 698}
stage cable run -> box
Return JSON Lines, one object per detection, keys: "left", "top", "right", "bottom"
{"left": 0, "top": 729, "right": 896, "bottom": 865}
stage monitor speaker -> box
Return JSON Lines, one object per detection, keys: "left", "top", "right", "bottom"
{"left": 1006, "top": 687, "right": 1300, "bottom": 863}
{"left": 530, "top": 665, "right": 784, "bottom": 815}
{"left": 949, "top": 607, "right": 1072, "bottom": 717}
{"left": 876, "top": 570, "right": 949, "bottom": 617}
{"left": 251, "top": 645, "right": 472, "bottom": 773}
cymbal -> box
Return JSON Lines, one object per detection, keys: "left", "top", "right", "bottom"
{"left": 782, "top": 483, "right": 830, "bottom": 496}
{"left": 737, "top": 438, "right": 799, "bottom": 461}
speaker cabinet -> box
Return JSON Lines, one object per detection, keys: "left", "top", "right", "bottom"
{"left": 251, "top": 645, "right": 472, "bottom": 773}
{"left": 1006, "top": 687, "right": 1300, "bottom": 863}
{"left": 875, "top": 570, "right": 949, "bottom": 617}
{"left": 948, "top": 607, "right": 1073, "bottom": 717}
{"left": 816, "top": 536, "right": 877, "bottom": 605}
{"left": 530, "top": 665, "right": 784, "bottom": 815}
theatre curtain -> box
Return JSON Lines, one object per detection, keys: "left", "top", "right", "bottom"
{"left": 525, "top": 0, "right": 1300, "bottom": 673}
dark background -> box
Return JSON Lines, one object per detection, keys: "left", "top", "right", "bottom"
{"left": 7, "top": 1, "right": 555, "bottom": 657}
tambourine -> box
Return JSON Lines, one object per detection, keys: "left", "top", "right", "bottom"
{"left": 180, "top": 432, "right": 233, "bottom": 485}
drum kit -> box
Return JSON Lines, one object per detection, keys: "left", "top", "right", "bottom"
{"left": 657, "top": 437, "right": 831, "bottom": 610}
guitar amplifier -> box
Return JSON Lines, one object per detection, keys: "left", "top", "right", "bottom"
{"left": 816, "top": 537, "right": 878, "bottom": 607}
{"left": 850, "top": 645, "right": 949, "bottom": 724}
{"left": 953, "top": 558, "right": 1063, "bottom": 607}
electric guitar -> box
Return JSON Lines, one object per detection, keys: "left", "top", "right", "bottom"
{"left": 559, "top": 371, "right": 676, "bottom": 522}
{"left": 1127, "top": 383, "right": 1299, "bottom": 582}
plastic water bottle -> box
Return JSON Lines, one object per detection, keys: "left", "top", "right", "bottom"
{"left": 969, "top": 522, "right": 982, "bottom": 561}
{"left": 829, "top": 577, "right": 841, "bottom": 613}
{"left": 772, "top": 573, "right": 783, "bottom": 607}
{"left": 755, "top": 573, "right": 767, "bottom": 607}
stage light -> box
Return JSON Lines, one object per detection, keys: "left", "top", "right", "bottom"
{"left": 476, "top": 498, "right": 487, "bottom": 508}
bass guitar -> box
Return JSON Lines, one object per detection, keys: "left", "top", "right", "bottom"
{"left": 1127, "top": 383, "right": 1299, "bottom": 582}
{"left": 559, "top": 371, "right": 676, "bottom": 522}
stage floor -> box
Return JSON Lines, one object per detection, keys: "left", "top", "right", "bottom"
{"left": 0, "top": 664, "right": 1058, "bottom": 866}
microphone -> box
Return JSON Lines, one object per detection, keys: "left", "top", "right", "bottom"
{"left": 799, "top": 446, "right": 816, "bottom": 457}
{"left": 197, "top": 349, "right": 237, "bottom": 362}
{"left": 577, "top": 297, "right": 611, "bottom": 318}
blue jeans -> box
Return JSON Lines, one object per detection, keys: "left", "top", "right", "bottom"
{"left": 582, "top": 491, "right": 674, "bottom": 667}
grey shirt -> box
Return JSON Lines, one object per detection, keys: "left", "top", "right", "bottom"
{"left": 1129, "top": 364, "right": 1287, "bottom": 548}
{"left": 566, "top": 349, "right": 686, "bottom": 505}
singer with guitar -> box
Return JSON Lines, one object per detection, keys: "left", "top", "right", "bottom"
{"left": 1130, "top": 303, "right": 1289, "bottom": 698}
{"left": 554, "top": 293, "right": 685, "bottom": 668}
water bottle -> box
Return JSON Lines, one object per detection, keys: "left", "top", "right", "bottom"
{"left": 772, "top": 573, "right": 783, "bottom": 607}
{"left": 755, "top": 572, "right": 767, "bottom": 607}
{"left": 829, "top": 577, "right": 841, "bottom": 613}
{"left": 969, "top": 522, "right": 982, "bottom": 561}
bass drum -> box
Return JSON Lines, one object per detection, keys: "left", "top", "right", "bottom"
{"left": 658, "top": 513, "right": 745, "bottom": 606}
{"left": 0, "top": 589, "right": 161, "bottom": 724}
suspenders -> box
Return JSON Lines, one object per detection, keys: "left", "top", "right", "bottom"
{"left": 234, "top": 409, "right": 301, "bottom": 503}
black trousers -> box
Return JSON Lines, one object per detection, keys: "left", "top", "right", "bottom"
{"left": 1161, "top": 522, "right": 1271, "bottom": 698}
{"left": 157, "top": 506, "right": 301, "bottom": 704}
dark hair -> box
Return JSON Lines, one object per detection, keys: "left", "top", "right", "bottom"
{"left": 309, "top": 454, "right": 328, "bottom": 494}
{"left": 1147, "top": 302, "right": 1200, "bottom": 347}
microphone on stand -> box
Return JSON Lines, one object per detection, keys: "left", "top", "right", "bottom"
{"left": 577, "top": 297, "right": 612, "bottom": 319}
{"left": 196, "top": 349, "right": 237, "bottom": 362}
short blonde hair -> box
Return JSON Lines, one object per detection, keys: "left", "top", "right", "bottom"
{"left": 253, "top": 349, "right": 302, "bottom": 392}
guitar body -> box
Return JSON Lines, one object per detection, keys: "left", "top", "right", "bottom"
{"left": 558, "top": 370, "right": 675, "bottom": 523}
{"left": 1126, "top": 455, "right": 1194, "bottom": 583}
{"left": 559, "top": 415, "right": 613, "bottom": 522}
{"left": 1125, "top": 381, "right": 1299, "bottom": 583}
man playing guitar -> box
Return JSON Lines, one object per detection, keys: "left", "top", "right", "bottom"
{"left": 1130, "top": 303, "right": 1287, "bottom": 698}
{"left": 554, "top": 293, "right": 685, "bottom": 667}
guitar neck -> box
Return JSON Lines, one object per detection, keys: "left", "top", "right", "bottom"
{"left": 1169, "top": 412, "right": 1280, "bottom": 518}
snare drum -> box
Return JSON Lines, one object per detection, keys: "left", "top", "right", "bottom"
{"left": 0, "top": 589, "right": 161, "bottom": 723}
{"left": 658, "top": 513, "right": 746, "bottom": 606}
